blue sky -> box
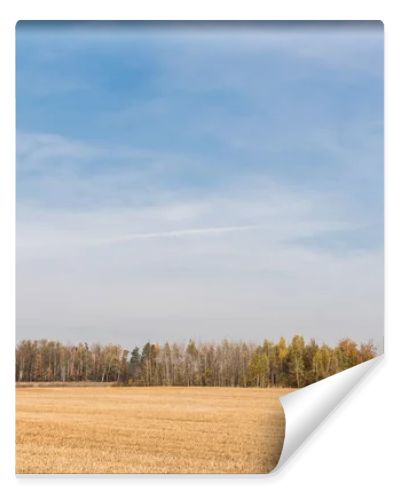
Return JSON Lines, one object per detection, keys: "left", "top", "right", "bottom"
{"left": 16, "top": 21, "right": 384, "bottom": 348}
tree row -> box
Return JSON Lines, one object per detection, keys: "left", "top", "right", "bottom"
{"left": 16, "top": 336, "right": 376, "bottom": 388}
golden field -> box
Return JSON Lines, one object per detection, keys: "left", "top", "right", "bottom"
{"left": 16, "top": 386, "right": 291, "bottom": 474}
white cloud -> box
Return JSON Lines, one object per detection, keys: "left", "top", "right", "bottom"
{"left": 16, "top": 123, "right": 383, "bottom": 348}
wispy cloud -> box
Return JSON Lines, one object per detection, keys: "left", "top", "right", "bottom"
{"left": 16, "top": 131, "right": 381, "bottom": 260}
{"left": 16, "top": 22, "right": 383, "bottom": 347}
{"left": 92, "top": 224, "right": 262, "bottom": 245}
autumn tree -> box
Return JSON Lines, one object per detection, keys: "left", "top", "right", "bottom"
{"left": 288, "top": 335, "right": 306, "bottom": 388}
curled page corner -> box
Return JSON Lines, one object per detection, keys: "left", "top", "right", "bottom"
{"left": 275, "top": 355, "right": 383, "bottom": 471}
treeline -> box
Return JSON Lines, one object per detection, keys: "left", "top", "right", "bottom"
{"left": 15, "top": 337, "right": 376, "bottom": 388}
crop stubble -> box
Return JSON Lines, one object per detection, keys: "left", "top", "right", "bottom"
{"left": 16, "top": 386, "right": 290, "bottom": 474}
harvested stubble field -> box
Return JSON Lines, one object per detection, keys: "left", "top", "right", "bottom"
{"left": 16, "top": 386, "right": 291, "bottom": 474}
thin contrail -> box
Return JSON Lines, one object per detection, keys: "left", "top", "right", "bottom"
{"left": 93, "top": 224, "right": 261, "bottom": 245}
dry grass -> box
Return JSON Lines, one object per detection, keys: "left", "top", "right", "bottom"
{"left": 16, "top": 386, "right": 291, "bottom": 474}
